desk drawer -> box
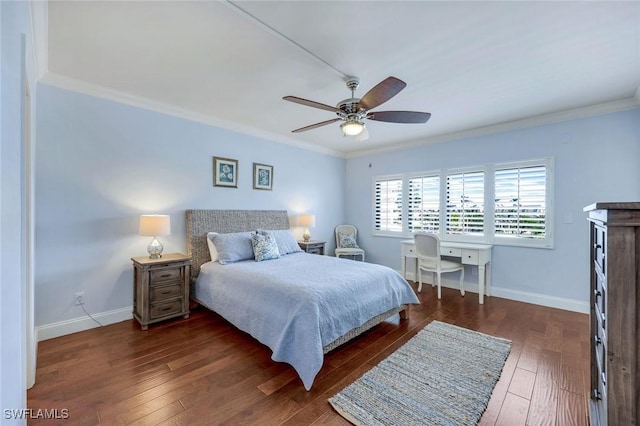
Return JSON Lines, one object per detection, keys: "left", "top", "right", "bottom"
{"left": 403, "top": 245, "right": 417, "bottom": 257}
{"left": 461, "top": 249, "right": 479, "bottom": 264}
{"left": 441, "top": 247, "right": 461, "bottom": 257}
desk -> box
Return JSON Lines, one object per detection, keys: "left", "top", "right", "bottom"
{"left": 401, "top": 240, "right": 493, "bottom": 304}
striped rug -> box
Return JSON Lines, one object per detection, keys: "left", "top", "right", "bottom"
{"left": 329, "top": 321, "right": 511, "bottom": 425}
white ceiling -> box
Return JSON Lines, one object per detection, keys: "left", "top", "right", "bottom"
{"left": 43, "top": 1, "right": 640, "bottom": 157}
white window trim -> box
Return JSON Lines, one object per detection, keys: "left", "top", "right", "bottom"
{"left": 371, "top": 157, "right": 554, "bottom": 249}
{"left": 492, "top": 157, "right": 554, "bottom": 249}
{"left": 371, "top": 174, "right": 405, "bottom": 237}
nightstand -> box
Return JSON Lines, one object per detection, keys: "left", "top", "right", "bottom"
{"left": 131, "top": 253, "right": 191, "bottom": 330}
{"left": 298, "top": 240, "right": 326, "bottom": 255}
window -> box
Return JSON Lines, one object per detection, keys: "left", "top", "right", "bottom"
{"left": 446, "top": 171, "right": 484, "bottom": 236}
{"left": 408, "top": 175, "right": 440, "bottom": 233}
{"left": 494, "top": 162, "right": 549, "bottom": 244}
{"left": 371, "top": 158, "right": 553, "bottom": 248}
{"left": 374, "top": 177, "right": 403, "bottom": 233}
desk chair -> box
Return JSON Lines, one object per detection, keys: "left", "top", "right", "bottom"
{"left": 335, "top": 225, "right": 365, "bottom": 261}
{"left": 414, "top": 232, "right": 465, "bottom": 299}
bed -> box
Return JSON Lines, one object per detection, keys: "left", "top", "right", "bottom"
{"left": 186, "top": 209, "right": 420, "bottom": 390}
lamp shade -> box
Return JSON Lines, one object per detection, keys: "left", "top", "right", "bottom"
{"left": 341, "top": 120, "right": 365, "bottom": 136}
{"left": 297, "top": 214, "right": 316, "bottom": 228}
{"left": 139, "top": 215, "right": 171, "bottom": 237}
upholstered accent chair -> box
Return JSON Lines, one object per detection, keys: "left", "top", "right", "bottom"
{"left": 334, "top": 225, "right": 365, "bottom": 261}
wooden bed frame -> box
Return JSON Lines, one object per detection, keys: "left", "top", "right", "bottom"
{"left": 185, "top": 209, "right": 408, "bottom": 354}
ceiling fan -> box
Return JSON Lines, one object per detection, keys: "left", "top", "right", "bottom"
{"left": 283, "top": 76, "right": 431, "bottom": 140}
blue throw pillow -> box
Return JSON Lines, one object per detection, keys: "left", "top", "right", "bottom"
{"left": 212, "top": 231, "right": 255, "bottom": 264}
{"left": 251, "top": 231, "right": 280, "bottom": 262}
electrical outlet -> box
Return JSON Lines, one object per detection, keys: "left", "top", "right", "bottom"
{"left": 472, "top": 267, "right": 478, "bottom": 276}
{"left": 74, "top": 292, "right": 85, "bottom": 305}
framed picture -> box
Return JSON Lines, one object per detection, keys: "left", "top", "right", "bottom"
{"left": 213, "top": 157, "right": 238, "bottom": 188}
{"left": 253, "top": 163, "right": 273, "bottom": 190}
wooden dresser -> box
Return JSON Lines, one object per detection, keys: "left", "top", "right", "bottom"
{"left": 584, "top": 202, "right": 640, "bottom": 426}
{"left": 131, "top": 253, "right": 191, "bottom": 330}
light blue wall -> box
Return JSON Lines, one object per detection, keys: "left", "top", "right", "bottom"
{"left": 35, "top": 84, "right": 346, "bottom": 327}
{"left": 346, "top": 109, "right": 640, "bottom": 308}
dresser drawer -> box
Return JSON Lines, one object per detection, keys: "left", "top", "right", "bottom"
{"left": 441, "top": 247, "right": 461, "bottom": 257}
{"left": 150, "top": 283, "right": 183, "bottom": 302}
{"left": 594, "top": 271, "right": 606, "bottom": 325}
{"left": 150, "top": 299, "right": 184, "bottom": 320}
{"left": 593, "top": 224, "right": 606, "bottom": 274}
{"left": 150, "top": 268, "right": 182, "bottom": 284}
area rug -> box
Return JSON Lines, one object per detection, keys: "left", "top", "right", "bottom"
{"left": 328, "top": 321, "right": 511, "bottom": 426}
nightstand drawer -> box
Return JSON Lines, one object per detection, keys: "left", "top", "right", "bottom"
{"left": 150, "top": 299, "right": 184, "bottom": 320}
{"left": 150, "top": 283, "right": 183, "bottom": 302}
{"left": 150, "top": 268, "right": 182, "bottom": 283}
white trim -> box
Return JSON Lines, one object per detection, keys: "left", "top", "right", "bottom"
{"left": 38, "top": 72, "right": 344, "bottom": 158}
{"left": 402, "top": 271, "right": 588, "bottom": 314}
{"left": 36, "top": 306, "right": 133, "bottom": 342}
{"left": 347, "top": 97, "right": 640, "bottom": 159}
{"left": 27, "top": 0, "right": 47, "bottom": 81}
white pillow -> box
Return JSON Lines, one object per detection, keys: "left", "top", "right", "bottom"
{"left": 206, "top": 232, "right": 219, "bottom": 262}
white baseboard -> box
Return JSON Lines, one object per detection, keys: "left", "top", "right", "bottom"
{"left": 36, "top": 306, "right": 133, "bottom": 342}
{"left": 402, "top": 271, "right": 588, "bottom": 314}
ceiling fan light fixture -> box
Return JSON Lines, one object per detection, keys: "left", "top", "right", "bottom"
{"left": 341, "top": 119, "right": 365, "bottom": 136}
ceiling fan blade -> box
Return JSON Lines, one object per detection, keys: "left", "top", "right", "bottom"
{"left": 367, "top": 111, "right": 431, "bottom": 123}
{"left": 283, "top": 96, "right": 339, "bottom": 113}
{"left": 357, "top": 77, "right": 407, "bottom": 111}
{"left": 292, "top": 118, "right": 342, "bottom": 133}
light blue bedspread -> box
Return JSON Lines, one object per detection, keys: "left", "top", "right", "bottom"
{"left": 195, "top": 252, "right": 420, "bottom": 390}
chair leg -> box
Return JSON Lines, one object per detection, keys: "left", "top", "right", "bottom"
{"left": 459, "top": 268, "right": 465, "bottom": 297}
{"left": 418, "top": 268, "right": 423, "bottom": 293}
{"left": 437, "top": 273, "right": 442, "bottom": 299}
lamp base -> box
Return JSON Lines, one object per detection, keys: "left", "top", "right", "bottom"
{"left": 147, "top": 237, "right": 164, "bottom": 259}
{"left": 303, "top": 229, "right": 311, "bottom": 242}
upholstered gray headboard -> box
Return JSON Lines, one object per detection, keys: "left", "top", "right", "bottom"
{"left": 185, "top": 209, "right": 291, "bottom": 280}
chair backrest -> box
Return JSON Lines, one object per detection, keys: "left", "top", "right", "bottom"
{"left": 414, "top": 232, "right": 441, "bottom": 263}
{"left": 335, "top": 225, "right": 358, "bottom": 247}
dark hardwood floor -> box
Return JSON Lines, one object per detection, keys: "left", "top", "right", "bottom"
{"left": 27, "top": 283, "right": 590, "bottom": 425}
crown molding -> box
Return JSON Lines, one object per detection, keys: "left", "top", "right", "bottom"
{"left": 345, "top": 97, "right": 640, "bottom": 159}
{"left": 39, "top": 72, "right": 345, "bottom": 158}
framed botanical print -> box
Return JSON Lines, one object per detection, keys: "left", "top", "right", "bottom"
{"left": 253, "top": 163, "right": 273, "bottom": 190}
{"left": 213, "top": 157, "right": 238, "bottom": 188}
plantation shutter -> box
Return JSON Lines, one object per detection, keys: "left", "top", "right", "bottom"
{"left": 494, "top": 165, "right": 546, "bottom": 239}
{"left": 446, "top": 171, "right": 484, "bottom": 235}
{"left": 408, "top": 175, "right": 440, "bottom": 233}
{"left": 374, "top": 178, "right": 403, "bottom": 232}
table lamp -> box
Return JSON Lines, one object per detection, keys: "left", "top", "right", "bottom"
{"left": 139, "top": 214, "right": 171, "bottom": 258}
{"left": 297, "top": 214, "right": 316, "bottom": 242}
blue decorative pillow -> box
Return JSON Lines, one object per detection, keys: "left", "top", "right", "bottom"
{"left": 338, "top": 232, "right": 360, "bottom": 249}
{"left": 251, "top": 231, "right": 280, "bottom": 262}
{"left": 212, "top": 231, "right": 255, "bottom": 264}
{"left": 257, "top": 229, "right": 303, "bottom": 255}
